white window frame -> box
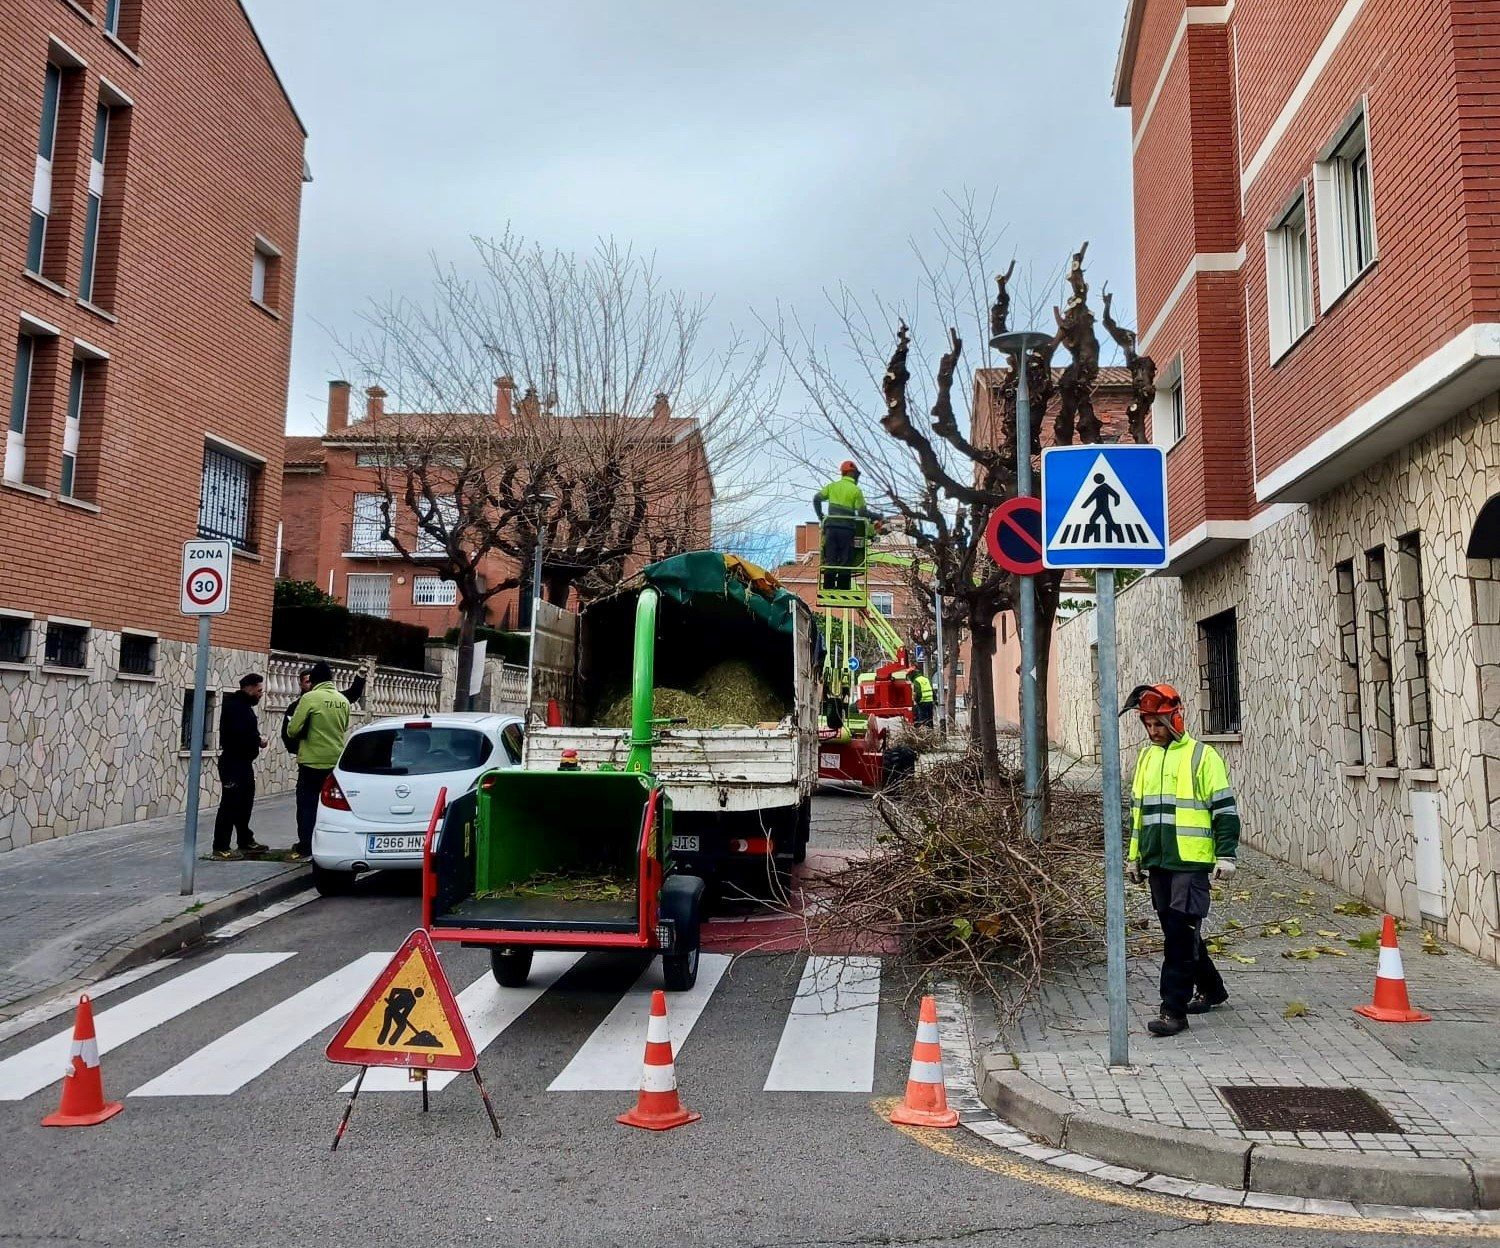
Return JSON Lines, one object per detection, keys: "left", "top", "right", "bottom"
{"left": 346, "top": 573, "right": 392, "bottom": 618}
{"left": 869, "top": 591, "right": 895, "bottom": 617}
{"left": 251, "top": 236, "right": 281, "bottom": 308}
{"left": 1313, "top": 102, "right": 1377, "bottom": 310}
{"left": 412, "top": 576, "right": 457, "bottom": 606}
{"left": 78, "top": 102, "right": 110, "bottom": 304}
{"left": 60, "top": 357, "right": 84, "bottom": 497}
{"left": 415, "top": 496, "right": 458, "bottom": 555}
{"left": 1265, "top": 189, "right": 1314, "bottom": 362}
{"left": 28, "top": 63, "right": 62, "bottom": 276}
{"left": 1152, "top": 354, "right": 1186, "bottom": 449}
{"left": 351, "top": 492, "right": 395, "bottom": 553}
{"left": 6, "top": 335, "right": 37, "bottom": 484}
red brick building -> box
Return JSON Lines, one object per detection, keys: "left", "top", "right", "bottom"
{"left": 281, "top": 379, "right": 715, "bottom": 633}
{"left": 0, "top": 0, "right": 306, "bottom": 849}
{"left": 1062, "top": 0, "right": 1500, "bottom": 960}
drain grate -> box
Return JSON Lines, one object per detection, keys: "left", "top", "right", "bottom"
{"left": 1218, "top": 1085, "right": 1403, "bottom": 1133}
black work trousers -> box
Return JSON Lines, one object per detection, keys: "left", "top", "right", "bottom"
{"left": 1149, "top": 867, "right": 1226, "bottom": 1019}
{"left": 213, "top": 762, "right": 257, "bottom": 853}
{"left": 821, "top": 522, "right": 856, "bottom": 589}
{"left": 295, "top": 765, "right": 332, "bottom": 855}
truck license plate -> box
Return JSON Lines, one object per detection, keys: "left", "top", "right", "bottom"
{"left": 671, "top": 835, "right": 700, "bottom": 853}
{"left": 367, "top": 834, "right": 423, "bottom": 854}
{"left": 820, "top": 752, "right": 839, "bottom": 768}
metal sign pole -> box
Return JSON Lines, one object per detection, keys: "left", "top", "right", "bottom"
{"left": 1096, "top": 569, "right": 1128, "bottom": 1067}
{"left": 180, "top": 613, "right": 211, "bottom": 896}
{"left": 932, "top": 586, "right": 945, "bottom": 733}
{"left": 1014, "top": 359, "right": 1042, "bottom": 843}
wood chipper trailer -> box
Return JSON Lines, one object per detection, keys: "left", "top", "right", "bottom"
{"left": 422, "top": 587, "right": 707, "bottom": 990}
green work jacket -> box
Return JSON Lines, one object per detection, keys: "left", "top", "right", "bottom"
{"left": 286, "top": 681, "right": 351, "bottom": 770}
{"left": 815, "top": 474, "right": 871, "bottom": 524}
{"left": 1128, "top": 734, "right": 1239, "bottom": 871}
{"left": 913, "top": 674, "right": 934, "bottom": 704}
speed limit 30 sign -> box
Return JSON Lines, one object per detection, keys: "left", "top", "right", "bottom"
{"left": 180, "top": 540, "right": 233, "bottom": 615}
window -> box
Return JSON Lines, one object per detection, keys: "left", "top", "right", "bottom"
{"left": 500, "top": 722, "right": 523, "bottom": 766}
{"left": 0, "top": 614, "right": 32, "bottom": 664}
{"left": 1197, "top": 609, "right": 1241, "bottom": 734}
{"left": 44, "top": 620, "right": 88, "bottom": 669}
{"left": 78, "top": 104, "right": 110, "bottom": 304}
{"left": 339, "top": 725, "right": 494, "bottom": 776}
{"left": 118, "top": 632, "right": 156, "bottom": 676}
{"left": 103, "top": 0, "right": 140, "bottom": 48}
{"left": 1395, "top": 533, "right": 1432, "bottom": 769}
{"left": 6, "top": 335, "right": 35, "bottom": 483}
{"left": 346, "top": 573, "right": 391, "bottom": 618}
{"left": 1366, "top": 546, "right": 1397, "bottom": 767}
{"left": 870, "top": 591, "right": 895, "bottom": 617}
{"left": 412, "top": 576, "right": 457, "bottom": 606}
{"left": 1335, "top": 560, "right": 1364, "bottom": 764}
{"left": 415, "top": 495, "right": 458, "bottom": 554}
{"left": 351, "top": 493, "right": 394, "bottom": 552}
{"left": 1170, "top": 376, "right": 1185, "bottom": 444}
{"left": 1315, "top": 107, "right": 1376, "bottom": 306}
{"left": 180, "top": 689, "right": 216, "bottom": 751}
{"left": 251, "top": 237, "right": 282, "bottom": 311}
{"left": 27, "top": 64, "right": 61, "bottom": 275}
{"left": 1266, "top": 192, "right": 1313, "bottom": 359}
{"left": 1152, "top": 356, "right": 1185, "bottom": 448}
{"left": 197, "top": 443, "right": 260, "bottom": 551}
{"left": 104, "top": 0, "right": 121, "bottom": 34}
{"left": 59, "top": 358, "right": 84, "bottom": 497}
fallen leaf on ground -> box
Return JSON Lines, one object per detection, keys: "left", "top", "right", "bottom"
{"left": 1283, "top": 1000, "right": 1308, "bottom": 1018}
{"left": 1316, "top": 929, "right": 1340, "bottom": 939}
{"left": 1260, "top": 924, "right": 1285, "bottom": 937}
{"left": 1334, "top": 900, "right": 1376, "bottom": 916}
{"left": 1346, "top": 930, "right": 1381, "bottom": 950}
{"left": 1314, "top": 945, "right": 1348, "bottom": 957}
{"left": 1421, "top": 931, "right": 1448, "bottom": 956}
{"left": 1225, "top": 919, "right": 1244, "bottom": 931}
{"left": 1283, "top": 948, "right": 1321, "bottom": 960}
{"left": 1227, "top": 953, "right": 1257, "bottom": 964}
{"left": 1284, "top": 920, "right": 1304, "bottom": 938}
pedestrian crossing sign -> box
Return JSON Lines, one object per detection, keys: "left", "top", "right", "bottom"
{"left": 1040, "top": 445, "right": 1168, "bottom": 569}
{"left": 326, "top": 929, "right": 477, "bottom": 1071}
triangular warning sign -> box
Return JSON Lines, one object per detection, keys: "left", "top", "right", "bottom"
{"left": 1049, "top": 452, "right": 1163, "bottom": 550}
{"left": 327, "top": 929, "right": 476, "bottom": 1071}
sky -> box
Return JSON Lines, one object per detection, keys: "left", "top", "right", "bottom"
{"left": 246, "top": 0, "right": 1135, "bottom": 553}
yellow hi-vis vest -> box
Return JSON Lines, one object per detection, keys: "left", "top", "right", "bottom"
{"left": 1127, "top": 735, "right": 1239, "bottom": 871}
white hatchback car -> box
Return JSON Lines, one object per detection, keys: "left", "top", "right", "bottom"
{"left": 310, "top": 712, "right": 524, "bottom": 896}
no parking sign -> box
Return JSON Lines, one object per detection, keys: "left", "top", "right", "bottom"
{"left": 180, "top": 540, "right": 232, "bottom": 615}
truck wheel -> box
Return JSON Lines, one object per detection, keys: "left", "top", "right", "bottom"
{"left": 791, "top": 798, "right": 812, "bottom": 865}
{"left": 312, "top": 864, "right": 354, "bottom": 897}
{"left": 662, "top": 942, "right": 700, "bottom": 992}
{"left": 490, "top": 948, "right": 533, "bottom": 987}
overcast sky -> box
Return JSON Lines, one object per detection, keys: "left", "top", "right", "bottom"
{"left": 247, "top": 0, "right": 1134, "bottom": 546}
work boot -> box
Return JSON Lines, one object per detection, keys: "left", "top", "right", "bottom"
{"left": 1185, "top": 992, "right": 1229, "bottom": 1014}
{"left": 209, "top": 849, "right": 240, "bottom": 862}
{"left": 1147, "top": 1011, "right": 1189, "bottom": 1037}
{"left": 239, "top": 841, "right": 269, "bottom": 857}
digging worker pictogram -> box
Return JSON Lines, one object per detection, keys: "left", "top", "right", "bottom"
{"left": 1121, "top": 684, "right": 1240, "bottom": 1037}
{"left": 377, "top": 985, "right": 424, "bottom": 1045}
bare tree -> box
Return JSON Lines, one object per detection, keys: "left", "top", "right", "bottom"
{"left": 337, "top": 231, "right": 778, "bottom": 707}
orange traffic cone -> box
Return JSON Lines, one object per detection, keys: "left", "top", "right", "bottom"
{"left": 546, "top": 698, "right": 563, "bottom": 728}
{"left": 1354, "top": 915, "right": 1432, "bottom": 1023}
{"left": 890, "top": 995, "right": 959, "bottom": 1128}
{"left": 42, "top": 995, "right": 123, "bottom": 1127}
{"left": 617, "top": 990, "right": 700, "bottom": 1131}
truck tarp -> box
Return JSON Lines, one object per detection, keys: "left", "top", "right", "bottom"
{"left": 630, "top": 552, "right": 799, "bottom": 637}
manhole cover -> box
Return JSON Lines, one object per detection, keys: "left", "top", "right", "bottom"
{"left": 1218, "top": 1086, "right": 1402, "bottom": 1133}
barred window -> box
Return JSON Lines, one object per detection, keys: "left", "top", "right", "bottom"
{"left": 1197, "top": 609, "right": 1241, "bottom": 734}
{"left": 1335, "top": 560, "right": 1364, "bottom": 764}
{"left": 1366, "top": 546, "right": 1397, "bottom": 767}
{"left": 197, "top": 444, "right": 259, "bottom": 552}
{"left": 119, "top": 632, "right": 156, "bottom": 676}
{"left": 0, "top": 614, "right": 31, "bottom": 664}
{"left": 44, "top": 621, "right": 88, "bottom": 669}
{"left": 412, "top": 576, "right": 456, "bottom": 606}
{"left": 351, "top": 493, "right": 394, "bottom": 552}
{"left": 1395, "top": 533, "right": 1432, "bottom": 768}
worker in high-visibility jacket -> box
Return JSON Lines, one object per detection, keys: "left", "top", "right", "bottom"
{"left": 911, "top": 670, "right": 935, "bottom": 725}
{"left": 813, "top": 460, "right": 879, "bottom": 590}
{"left": 1122, "top": 683, "right": 1240, "bottom": 1037}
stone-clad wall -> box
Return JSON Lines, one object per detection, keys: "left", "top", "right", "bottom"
{"left": 1054, "top": 608, "right": 1100, "bottom": 761}
{"left": 1056, "top": 394, "right": 1500, "bottom": 963}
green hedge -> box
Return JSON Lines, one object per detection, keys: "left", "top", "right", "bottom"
{"left": 271, "top": 604, "right": 428, "bottom": 670}
{"left": 440, "top": 625, "right": 530, "bottom": 666}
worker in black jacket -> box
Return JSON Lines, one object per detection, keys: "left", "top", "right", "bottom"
{"left": 212, "top": 673, "right": 269, "bottom": 859}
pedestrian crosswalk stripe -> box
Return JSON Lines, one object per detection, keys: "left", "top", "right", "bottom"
{"left": 763, "top": 956, "right": 881, "bottom": 1092}
{"left": 210, "top": 890, "right": 318, "bottom": 941}
{"left": 0, "top": 959, "right": 179, "bottom": 1046}
{"left": 0, "top": 952, "right": 291, "bottom": 1102}
{"left": 548, "top": 954, "right": 732, "bottom": 1091}
{"left": 130, "top": 952, "right": 391, "bottom": 1097}
{"left": 349, "top": 952, "right": 584, "bottom": 1093}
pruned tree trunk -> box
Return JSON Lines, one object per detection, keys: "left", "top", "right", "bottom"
{"left": 968, "top": 617, "right": 1002, "bottom": 789}
{"left": 453, "top": 600, "right": 479, "bottom": 713}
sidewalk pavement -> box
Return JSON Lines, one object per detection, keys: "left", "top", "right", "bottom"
{"left": 0, "top": 790, "right": 309, "bottom": 1016}
{"left": 979, "top": 842, "right": 1500, "bottom": 1209}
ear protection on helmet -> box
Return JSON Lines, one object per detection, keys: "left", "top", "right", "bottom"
{"left": 1120, "top": 682, "right": 1185, "bottom": 737}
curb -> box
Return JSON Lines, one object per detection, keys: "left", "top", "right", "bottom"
{"left": 0, "top": 865, "right": 311, "bottom": 1023}
{"left": 978, "top": 1056, "right": 1496, "bottom": 1212}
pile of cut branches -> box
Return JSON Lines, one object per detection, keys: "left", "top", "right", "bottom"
{"left": 809, "top": 752, "right": 1108, "bottom": 1017}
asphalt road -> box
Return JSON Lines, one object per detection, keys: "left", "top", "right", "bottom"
{"left": 0, "top": 797, "right": 1480, "bottom": 1248}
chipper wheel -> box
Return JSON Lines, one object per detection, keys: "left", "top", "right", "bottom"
{"left": 490, "top": 947, "right": 533, "bottom": 988}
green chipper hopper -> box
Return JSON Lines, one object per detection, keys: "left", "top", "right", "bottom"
{"left": 422, "top": 587, "right": 707, "bottom": 990}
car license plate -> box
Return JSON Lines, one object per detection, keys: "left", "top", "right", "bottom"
{"left": 367, "top": 834, "right": 423, "bottom": 854}
{"left": 671, "top": 835, "right": 700, "bottom": 853}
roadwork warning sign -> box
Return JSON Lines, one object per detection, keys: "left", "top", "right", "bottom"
{"left": 327, "top": 929, "right": 476, "bottom": 1071}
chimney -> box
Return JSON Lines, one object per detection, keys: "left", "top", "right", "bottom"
{"left": 652, "top": 392, "right": 671, "bottom": 420}
{"left": 327, "top": 379, "right": 350, "bottom": 433}
{"left": 364, "top": 385, "right": 386, "bottom": 423}
{"left": 519, "top": 386, "right": 540, "bottom": 420}
{"left": 495, "top": 376, "right": 515, "bottom": 426}
{"left": 796, "top": 521, "right": 820, "bottom": 557}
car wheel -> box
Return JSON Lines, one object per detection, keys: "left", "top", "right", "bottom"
{"left": 490, "top": 947, "right": 533, "bottom": 987}
{"left": 312, "top": 864, "right": 355, "bottom": 897}
{"left": 662, "top": 942, "right": 700, "bottom": 992}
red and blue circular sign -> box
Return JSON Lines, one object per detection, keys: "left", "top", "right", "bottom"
{"left": 985, "top": 496, "right": 1044, "bottom": 576}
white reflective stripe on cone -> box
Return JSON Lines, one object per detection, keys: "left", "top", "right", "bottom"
{"left": 646, "top": 1013, "right": 671, "bottom": 1045}
{"left": 69, "top": 1037, "right": 100, "bottom": 1069}
{"left": 1377, "top": 946, "right": 1405, "bottom": 979}
{"left": 907, "top": 1059, "right": 944, "bottom": 1084}
{"left": 640, "top": 1064, "right": 677, "bottom": 1093}
{"left": 915, "top": 1020, "right": 939, "bottom": 1045}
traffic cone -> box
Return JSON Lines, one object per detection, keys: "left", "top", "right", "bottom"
{"left": 889, "top": 995, "right": 959, "bottom": 1128}
{"left": 42, "top": 996, "right": 123, "bottom": 1127}
{"left": 617, "top": 990, "right": 700, "bottom": 1131}
{"left": 546, "top": 698, "right": 563, "bottom": 728}
{"left": 1354, "top": 915, "right": 1432, "bottom": 1023}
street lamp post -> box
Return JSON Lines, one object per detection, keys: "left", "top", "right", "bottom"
{"left": 526, "top": 492, "right": 557, "bottom": 632}
{"left": 991, "top": 329, "right": 1053, "bottom": 843}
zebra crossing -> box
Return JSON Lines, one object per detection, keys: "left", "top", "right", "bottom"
{"left": 0, "top": 946, "right": 893, "bottom": 1106}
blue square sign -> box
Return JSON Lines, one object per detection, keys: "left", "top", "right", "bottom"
{"left": 1040, "top": 445, "right": 1168, "bottom": 570}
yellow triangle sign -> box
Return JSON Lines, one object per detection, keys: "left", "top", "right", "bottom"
{"left": 326, "top": 930, "right": 476, "bottom": 1071}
